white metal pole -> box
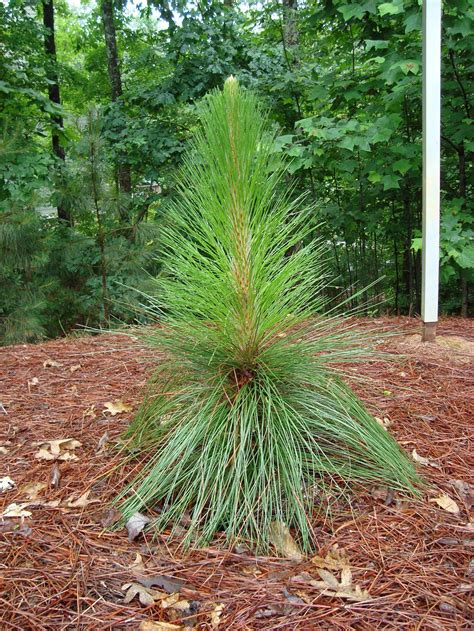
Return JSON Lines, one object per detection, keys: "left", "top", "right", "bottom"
{"left": 421, "top": 0, "right": 442, "bottom": 342}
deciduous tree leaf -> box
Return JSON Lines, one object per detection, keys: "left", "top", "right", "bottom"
{"left": 64, "top": 490, "right": 97, "bottom": 508}
{"left": 137, "top": 574, "right": 184, "bottom": 594}
{"left": 310, "top": 566, "right": 371, "bottom": 602}
{"left": 311, "top": 545, "right": 350, "bottom": 570}
{"left": 125, "top": 511, "right": 151, "bottom": 541}
{"left": 139, "top": 622, "right": 184, "bottom": 630}
{"left": 21, "top": 481, "right": 47, "bottom": 499}
{"left": 34, "top": 438, "right": 82, "bottom": 460}
{"left": 104, "top": 400, "right": 132, "bottom": 415}
{"left": 412, "top": 449, "right": 440, "bottom": 468}
{"left": 430, "top": 494, "right": 460, "bottom": 514}
{"left": 210, "top": 603, "right": 225, "bottom": 628}
{"left": 122, "top": 582, "right": 164, "bottom": 606}
{"left": 43, "top": 359, "right": 63, "bottom": 368}
{"left": 269, "top": 521, "right": 303, "bottom": 560}
{"left": 2, "top": 503, "right": 32, "bottom": 518}
{"left": 0, "top": 476, "right": 15, "bottom": 493}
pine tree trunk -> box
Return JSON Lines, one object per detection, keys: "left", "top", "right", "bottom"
{"left": 100, "top": 0, "right": 131, "bottom": 195}
{"left": 42, "top": 0, "right": 71, "bottom": 225}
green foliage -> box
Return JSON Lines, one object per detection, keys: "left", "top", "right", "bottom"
{"left": 117, "top": 80, "right": 419, "bottom": 551}
{"left": 0, "top": 0, "right": 472, "bottom": 345}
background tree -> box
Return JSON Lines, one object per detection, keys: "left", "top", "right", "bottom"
{"left": 100, "top": 0, "right": 132, "bottom": 196}
{"left": 42, "top": 0, "right": 71, "bottom": 224}
{"left": 0, "top": 0, "right": 472, "bottom": 345}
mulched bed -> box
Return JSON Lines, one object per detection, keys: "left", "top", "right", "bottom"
{"left": 0, "top": 317, "right": 472, "bottom": 630}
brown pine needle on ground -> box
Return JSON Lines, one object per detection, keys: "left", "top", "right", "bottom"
{"left": 0, "top": 317, "right": 472, "bottom": 630}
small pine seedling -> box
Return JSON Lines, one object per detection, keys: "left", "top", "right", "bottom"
{"left": 116, "top": 77, "right": 419, "bottom": 552}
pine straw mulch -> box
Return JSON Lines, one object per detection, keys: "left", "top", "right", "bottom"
{"left": 0, "top": 317, "right": 473, "bottom": 630}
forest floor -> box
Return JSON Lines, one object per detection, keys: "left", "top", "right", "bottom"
{"left": 0, "top": 317, "right": 473, "bottom": 630}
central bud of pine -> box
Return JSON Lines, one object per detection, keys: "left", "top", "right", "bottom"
{"left": 229, "top": 366, "right": 256, "bottom": 390}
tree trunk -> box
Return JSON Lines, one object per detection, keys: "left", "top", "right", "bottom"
{"left": 280, "top": 0, "right": 302, "bottom": 128}
{"left": 282, "top": 0, "right": 299, "bottom": 52}
{"left": 42, "top": 0, "right": 71, "bottom": 225}
{"left": 100, "top": 0, "right": 131, "bottom": 195}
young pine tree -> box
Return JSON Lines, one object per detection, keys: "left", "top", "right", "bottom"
{"left": 117, "top": 78, "right": 419, "bottom": 551}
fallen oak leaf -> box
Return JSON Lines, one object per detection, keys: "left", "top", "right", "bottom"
{"left": 412, "top": 449, "right": 441, "bottom": 468}
{"left": 309, "top": 567, "right": 371, "bottom": 602}
{"left": 34, "top": 438, "right": 82, "bottom": 460}
{"left": 269, "top": 521, "right": 303, "bottom": 561}
{"left": 1, "top": 503, "right": 32, "bottom": 518}
{"left": 126, "top": 511, "right": 151, "bottom": 542}
{"left": 139, "top": 622, "right": 184, "bottom": 630}
{"left": 0, "top": 476, "right": 15, "bottom": 493}
{"left": 43, "top": 359, "right": 62, "bottom": 368}
{"left": 20, "top": 482, "right": 47, "bottom": 500}
{"left": 57, "top": 451, "right": 79, "bottom": 462}
{"left": 160, "top": 593, "right": 190, "bottom": 612}
{"left": 129, "top": 552, "right": 147, "bottom": 575}
{"left": 430, "top": 494, "right": 460, "bottom": 514}
{"left": 122, "top": 582, "right": 165, "bottom": 606}
{"left": 104, "top": 400, "right": 132, "bottom": 416}
{"left": 35, "top": 448, "right": 79, "bottom": 462}
{"left": 84, "top": 405, "right": 97, "bottom": 419}
{"left": 45, "top": 438, "right": 81, "bottom": 456}
{"left": 137, "top": 574, "right": 185, "bottom": 594}
{"left": 63, "top": 490, "right": 98, "bottom": 509}
{"left": 315, "top": 568, "right": 340, "bottom": 590}
{"left": 311, "top": 545, "right": 350, "bottom": 571}
{"left": 210, "top": 603, "right": 225, "bottom": 628}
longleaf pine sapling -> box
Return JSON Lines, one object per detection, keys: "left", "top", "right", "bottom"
{"left": 117, "top": 78, "right": 419, "bottom": 552}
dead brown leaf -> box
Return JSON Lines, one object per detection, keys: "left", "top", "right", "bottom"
{"left": 84, "top": 405, "right": 97, "bottom": 419}
{"left": 210, "top": 603, "right": 225, "bottom": 628}
{"left": 1, "top": 503, "right": 32, "bottom": 518}
{"left": 412, "top": 449, "right": 441, "bottom": 468}
{"left": 126, "top": 511, "right": 151, "bottom": 542}
{"left": 122, "top": 582, "right": 165, "bottom": 606}
{"left": 104, "top": 400, "right": 132, "bottom": 415}
{"left": 63, "top": 490, "right": 97, "bottom": 509}
{"left": 43, "top": 359, "right": 62, "bottom": 368}
{"left": 310, "top": 567, "right": 370, "bottom": 602}
{"left": 311, "top": 545, "right": 350, "bottom": 571}
{"left": 430, "top": 494, "right": 460, "bottom": 514}
{"left": 129, "top": 552, "right": 146, "bottom": 575}
{"left": 139, "top": 622, "right": 184, "bottom": 631}
{"left": 34, "top": 438, "right": 82, "bottom": 461}
{"left": 269, "top": 521, "right": 303, "bottom": 561}
{"left": 0, "top": 476, "right": 15, "bottom": 493}
{"left": 160, "top": 592, "right": 190, "bottom": 612}
{"left": 21, "top": 482, "right": 47, "bottom": 500}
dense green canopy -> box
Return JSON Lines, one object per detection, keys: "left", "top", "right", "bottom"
{"left": 0, "top": 0, "right": 472, "bottom": 344}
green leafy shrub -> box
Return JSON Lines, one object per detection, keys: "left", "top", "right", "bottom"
{"left": 117, "top": 78, "right": 419, "bottom": 552}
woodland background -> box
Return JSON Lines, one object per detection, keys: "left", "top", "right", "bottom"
{"left": 1, "top": 0, "right": 473, "bottom": 345}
